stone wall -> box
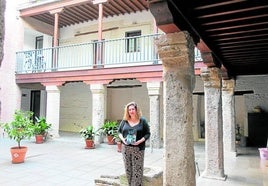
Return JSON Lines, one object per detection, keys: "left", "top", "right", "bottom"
{"left": 0, "top": 0, "right": 5, "bottom": 65}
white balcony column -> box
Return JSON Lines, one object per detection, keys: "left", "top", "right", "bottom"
{"left": 45, "top": 84, "right": 61, "bottom": 138}
{"left": 146, "top": 82, "right": 161, "bottom": 149}
{"left": 201, "top": 67, "right": 226, "bottom": 180}
{"left": 90, "top": 84, "right": 106, "bottom": 144}
{"left": 155, "top": 32, "right": 196, "bottom": 186}
{"left": 222, "top": 79, "right": 237, "bottom": 157}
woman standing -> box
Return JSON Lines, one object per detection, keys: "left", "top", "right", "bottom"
{"left": 118, "top": 102, "right": 150, "bottom": 186}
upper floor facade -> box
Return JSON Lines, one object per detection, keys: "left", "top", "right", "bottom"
{"left": 16, "top": 0, "right": 203, "bottom": 85}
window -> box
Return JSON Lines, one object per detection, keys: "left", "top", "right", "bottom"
{"left": 35, "top": 36, "right": 43, "bottom": 49}
{"left": 125, "top": 31, "right": 141, "bottom": 53}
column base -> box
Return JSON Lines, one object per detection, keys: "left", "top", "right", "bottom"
{"left": 224, "top": 151, "right": 237, "bottom": 158}
{"left": 49, "top": 132, "right": 60, "bottom": 138}
{"left": 200, "top": 172, "right": 227, "bottom": 181}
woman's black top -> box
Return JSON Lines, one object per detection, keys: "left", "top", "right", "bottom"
{"left": 118, "top": 117, "right": 150, "bottom": 150}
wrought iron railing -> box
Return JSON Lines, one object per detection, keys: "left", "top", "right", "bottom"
{"left": 16, "top": 34, "right": 202, "bottom": 74}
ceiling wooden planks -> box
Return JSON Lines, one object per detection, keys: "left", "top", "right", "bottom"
{"left": 20, "top": 0, "right": 149, "bottom": 28}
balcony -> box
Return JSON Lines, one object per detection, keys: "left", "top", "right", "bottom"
{"left": 16, "top": 34, "right": 203, "bottom": 75}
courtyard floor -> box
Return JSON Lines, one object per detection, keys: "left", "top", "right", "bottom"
{"left": 0, "top": 132, "right": 267, "bottom": 186}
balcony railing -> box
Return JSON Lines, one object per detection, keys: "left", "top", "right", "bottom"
{"left": 16, "top": 34, "right": 202, "bottom": 74}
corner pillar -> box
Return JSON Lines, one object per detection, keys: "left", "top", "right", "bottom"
{"left": 147, "top": 82, "right": 161, "bottom": 149}
{"left": 201, "top": 67, "right": 226, "bottom": 180}
{"left": 155, "top": 32, "right": 196, "bottom": 186}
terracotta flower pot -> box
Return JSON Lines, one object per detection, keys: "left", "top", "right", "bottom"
{"left": 107, "top": 135, "right": 115, "bottom": 145}
{"left": 10, "top": 146, "right": 28, "bottom": 164}
{"left": 85, "top": 139, "right": 95, "bottom": 149}
{"left": 35, "top": 134, "right": 44, "bottom": 144}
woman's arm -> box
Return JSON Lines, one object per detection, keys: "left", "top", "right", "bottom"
{"left": 142, "top": 118, "right": 151, "bottom": 140}
{"left": 118, "top": 120, "right": 127, "bottom": 144}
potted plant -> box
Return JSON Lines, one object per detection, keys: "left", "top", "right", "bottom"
{"left": 99, "top": 120, "right": 118, "bottom": 145}
{"left": 33, "top": 116, "right": 51, "bottom": 144}
{"left": 113, "top": 132, "right": 122, "bottom": 153}
{"left": 1, "top": 110, "right": 35, "bottom": 163}
{"left": 79, "top": 125, "right": 96, "bottom": 149}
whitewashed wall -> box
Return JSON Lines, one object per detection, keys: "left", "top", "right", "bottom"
{"left": 58, "top": 81, "right": 154, "bottom": 132}
{"left": 107, "top": 83, "right": 150, "bottom": 121}
{"left": 0, "top": 1, "right": 23, "bottom": 124}
{"left": 60, "top": 11, "right": 155, "bottom": 45}
{"left": 59, "top": 82, "right": 92, "bottom": 132}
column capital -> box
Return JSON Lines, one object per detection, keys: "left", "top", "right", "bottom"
{"left": 45, "top": 85, "right": 61, "bottom": 92}
{"left": 49, "top": 8, "right": 64, "bottom": 15}
{"left": 155, "top": 32, "right": 195, "bottom": 73}
{"left": 201, "top": 67, "right": 222, "bottom": 89}
{"left": 93, "top": 0, "right": 107, "bottom": 4}
{"left": 222, "top": 79, "right": 235, "bottom": 93}
{"left": 147, "top": 82, "right": 161, "bottom": 95}
{"left": 90, "top": 84, "right": 105, "bottom": 94}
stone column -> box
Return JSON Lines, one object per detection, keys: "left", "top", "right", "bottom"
{"left": 155, "top": 32, "right": 196, "bottom": 186}
{"left": 45, "top": 85, "right": 61, "bottom": 137}
{"left": 201, "top": 67, "right": 226, "bottom": 180}
{"left": 147, "top": 82, "right": 161, "bottom": 149}
{"left": 222, "top": 79, "right": 237, "bottom": 157}
{"left": 192, "top": 94, "right": 201, "bottom": 141}
{"left": 90, "top": 84, "right": 105, "bottom": 144}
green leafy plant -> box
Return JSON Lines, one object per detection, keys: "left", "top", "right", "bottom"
{"left": 99, "top": 120, "right": 118, "bottom": 137}
{"left": 34, "top": 116, "right": 51, "bottom": 135}
{"left": 79, "top": 125, "right": 96, "bottom": 140}
{"left": 112, "top": 132, "right": 122, "bottom": 143}
{"left": 2, "top": 110, "right": 35, "bottom": 148}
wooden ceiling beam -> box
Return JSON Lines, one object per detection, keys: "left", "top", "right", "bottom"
{"left": 20, "top": 0, "right": 92, "bottom": 17}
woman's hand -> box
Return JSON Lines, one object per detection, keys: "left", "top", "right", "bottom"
{"left": 119, "top": 133, "right": 127, "bottom": 145}
{"left": 122, "top": 138, "right": 127, "bottom": 145}
{"left": 133, "top": 137, "right": 145, "bottom": 146}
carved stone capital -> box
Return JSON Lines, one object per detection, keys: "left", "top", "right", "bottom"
{"left": 155, "top": 32, "right": 194, "bottom": 73}
{"left": 201, "top": 67, "right": 222, "bottom": 89}
{"left": 222, "top": 79, "right": 235, "bottom": 93}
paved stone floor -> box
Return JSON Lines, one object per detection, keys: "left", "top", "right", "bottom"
{"left": 0, "top": 132, "right": 267, "bottom": 186}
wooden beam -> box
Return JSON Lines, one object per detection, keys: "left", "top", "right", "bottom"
{"left": 15, "top": 65, "right": 163, "bottom": 85}
{"left": 149, "top": 1, "right": 180, "bottom": 33}
{"left": 74, "top": 27, "right": 119, "bottom": 36}
{"left": 22, "top": 17, "right": 54, "bottom": 36}
{"left": 20, "top": 0, "right": 91, "bottom": 17}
